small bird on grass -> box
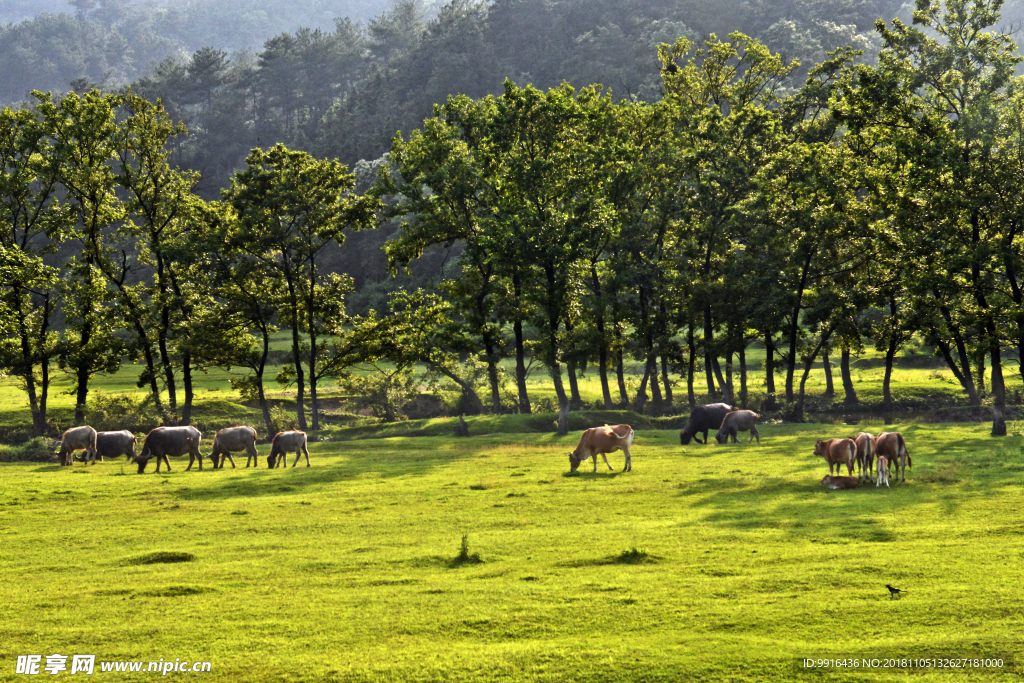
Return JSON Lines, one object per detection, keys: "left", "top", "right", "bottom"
{"left": 886, "top": 584, "right": 907, "bottom": 599}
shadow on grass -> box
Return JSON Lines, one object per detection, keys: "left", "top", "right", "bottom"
{"left": 165, "top": 436, "right": 484, "bottom": 501}
{"left": 558, "top": 548, "right": 660, "bottom": 568}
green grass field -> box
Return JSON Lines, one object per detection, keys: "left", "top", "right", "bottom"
{"left": 2, "top": 422, "right": 1022, "bottom": 681}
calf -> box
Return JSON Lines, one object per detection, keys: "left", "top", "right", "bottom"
{"left": 132, "top": 426, "right": 203, "bottom": 473}
{"left": 56, "top": 426, "right": 98, "bottom": 466}
{"left": 876, "top": 455, "right": 890, "bottom": 488}
{"left": 854, "top": 432, "right": 875, "bottom": 482}
{"left": 715, "top": 410, "right": 761, "bottom": 444}
{"left": 820, "top": 475, "right": 860, "bottom": 490}
{"left": 95, "top": 430, "right": 137, "bottom": 462}
{"left": 680, "top": 403, "right": 734, "bottom": 445}
{"left": 814, "top": 438, "right": 856, "bottom": 476}
{"left": 875, "top": 432, "right": 911, "bottom": 482}
{"left": 268, "top": 430, "right": 310, "bottom": 468}
{"left": 569, "top": 424, "right": 634, "bottom": 473}
{"left": 208, "top": 426, "right": 259, "bottom": 469}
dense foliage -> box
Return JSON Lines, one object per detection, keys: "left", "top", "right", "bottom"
{"left": 4, "top": 0, "right": 1024, "bottom": 438}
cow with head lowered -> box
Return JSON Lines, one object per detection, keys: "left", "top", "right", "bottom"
{"left": 680, "top": 404, "right": 734, "bottom": 445}
{"left": 56, "top": 426, "right": 98, "bottom": 466}
{"left": 132, "top": 426, "right": 203, "bottom": 473}
{"left": 208, "top": 426, "right": 259, "bottom": 469}
{"left": 569, "top": 424, "right": 634, "bottom": 473}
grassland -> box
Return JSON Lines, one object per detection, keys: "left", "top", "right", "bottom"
{"left": 2, "top": 341, "right": 1021, "bottom": 435}
{"left": 1, "top": 422, "right": 1022, "bottom": 681}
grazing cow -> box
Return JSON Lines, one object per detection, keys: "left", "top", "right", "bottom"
{"left": 679, "top": 403, "right": 735, "bottom": 445}
{"left": 715, "top": 410, "right": 761, "bottom": 444}
{"left": 268, "top": 430, "right": 310, "bottom": 468}
{"left": 569, "top": 424, "right": 634, "bottom": 473}
{"left": 854, "top": 432, "right": 875, "bottom": 482}
{"left": 95, "top": 430, "right": 137, "bottom": 462}
{"left": 208, "top": 426, "right": 259, "bottom": 469}
{"left": 876, "top": 455, "right": 890, "bottom": 488}
{"left": 132, "top": 426, "right": 203, "bottom": 474}
{"left": 56, "top": 426, "right": 98, "bottom": 466}
{"left": 820, "top": 475, "right": 860, "bottom": 490}
{"left": 814, "top": 438, "right": 856, "bottom": 476}
{"left": 875, "top": 432, "right": 911, "bottom": 482}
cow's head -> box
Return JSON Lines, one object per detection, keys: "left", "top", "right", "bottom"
{"left": 813, "top": 440, "right": 826, "bottom": 457}
{"left": 568, "top": 451, "right": 581, "bottom": 472}
{"left": 820, "top": 475, "right": 833, "bottom": 487}
{"left": 267, "top": 453, "right": 277, "bottom": 468}
{"left": 714, "top": 431, "right": 727, "bottom": 445}
{"left": 680, "top": 430, "right": 692, "bottom": 446}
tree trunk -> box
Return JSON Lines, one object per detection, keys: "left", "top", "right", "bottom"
{"left": 712, "top": 357, "right": 731, "bottom": 404}
{"left": 615, "top": 345, "right": 629, "bottom": 407}
{"left": 283, "top": 257, "right": 307, "bottom": 431}
{"left": 793, "top": 330, "right": 833, "bottom": 423}
{"left": 181, "top": 353, "right": 193, "bottom": 425}
{"left": 882, "top": 340, "right": 897, "bottom": 406}
{"left": 648, "top": 350, "right": 663, "bottom": 407}
{"left": 566, "top": 359, "right": 583, "bottom": 408}
{"left": 976, "top": 345, "right": 986, "bottom": 396}
{"left": 156, "top": 254, "right": 177, "bottom": 414}
{"left": 512, "top": 272, "right": 531, "bottom": 414}
{"left": 592, "top": 265, "right": 613, "bottom": 409}
{"left": 764, "top": 335, "right": 777, "bottom": 411}
{"left": 635, "top": 355, "right": 651, "bottom": 410}
{"left": 990, "top": 328, "right": 1007, "bottom": 437}
{"left": 482, "top": 330, "right": 502, "bottom": 413}
{"left": 704, "top": 305, "right": 717, "bottom": 398}
{"left": 785, "top": 253, "right": 813, "bottom": 402}
{"left": 841, "top": 344, "right": 858, "bottom": 405}
{"left": 661, "top": 354, "right": 673, "bottom": 405}
{"left": 725, "top": 350, "right": 734, "bottom": 405}
{"left": 822, "top": 348, "right": 835, "bottom": 399}
{"left": 687, "top": 324, "right": 696, "bottom": 408}
{"left": 739, "top": 344, "right": 747, "bottom": 408}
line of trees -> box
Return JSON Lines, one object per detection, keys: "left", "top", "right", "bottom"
{"left": 3, "top": 0, "right": 1024, "bottom": 437}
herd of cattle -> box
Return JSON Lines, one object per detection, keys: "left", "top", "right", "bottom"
{"left": 569, "top": 402, "right": 912, "bottom": 489}
{"left": 53, "top": 403, "right": 910, "bottom": 488}
{"left": 54, "top": 425, "right": 311, "bottom": 473}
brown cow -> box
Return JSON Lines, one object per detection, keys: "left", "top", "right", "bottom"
{"left": 821, "top": 475, "right": 860, "bottom": 490}
{"left": 814, "top": 438, "right": 856, "bottom": 476}
{"left": 56, "top": 426, "right": 98, "bottom": 466}
{"left": 876, "top": 455, "right": 890, "bottom": 488}
{"left": 854, "top": 432, "right": 875, "bottom": 482}
{"left": 569, "top": 424, "right": 634, "bottom": 473}
{"left": 875, "top": 432, "right": 911, "bottom": 482}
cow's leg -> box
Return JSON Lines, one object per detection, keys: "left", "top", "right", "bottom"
{"left": 601, "top": 452, "right": 613, "bottom": 471}
{"left": 303, "top": 444, "right": 310, "bottom": 467}
{"left": 223, "top": 452, "right": 237, "bottom": 469}
{"left": 622, "top": 446, "right": 632, "bottom": 472}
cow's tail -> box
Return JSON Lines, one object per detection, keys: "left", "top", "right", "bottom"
{"left": 900, "top": 433, "right": 911, "bottom": 468}
{"left": 625, "top": 427, "right": 634, "bottom": 447}
{"left": 89, "top": 429, "right": 98, "bottom": 461}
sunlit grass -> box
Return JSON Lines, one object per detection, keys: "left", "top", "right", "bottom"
{"left": 1, "top": 423, "right": 1021, "bottom": 681}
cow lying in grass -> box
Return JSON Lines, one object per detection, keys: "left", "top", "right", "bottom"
{"left": 876, "top": 431, "right": 911, "bottom": 482}
{"left": 854, "top": 432, "right": 875, "bottom": 482}
{"left": 821, "top": 475, "right": 860, "bottom": 490}
{"left": 569, "top": 424, "right": 634, "bottom": 473}
{"left": 132, "top": 426, "right": 203, "bottom": 473}
{"left": 715, "top": 410, "right": 760, "bottom": 444}
{"left": 208, "top": 426, "right": 259, "bottom": 469}
{"left": 680, "top": 403, "right": 734, "bottom": 445}
{"left": 814, "top": 438, "right": 856, "bottom": 476}
{"left": 56, "top": 426, "right": 98, "bottom": 466}
{"left": 268, "top": 430, "right": 310, "bottom": 468}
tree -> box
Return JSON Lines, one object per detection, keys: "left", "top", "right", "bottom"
{"left": 0, "top": 106, "right": 71, "bottom": 433}
{"left": 225, "top": 143, "right": 380, "bottom": 431}
{"left": 36, "top": 90, "right": 126, "bottom": 424}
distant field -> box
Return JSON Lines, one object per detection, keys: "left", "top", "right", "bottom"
{"left": 0, "top": 422, "right": 1021, "bottom": 681}
{"left": 2, "top": 341, "right": 1020, "bottom": 432}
